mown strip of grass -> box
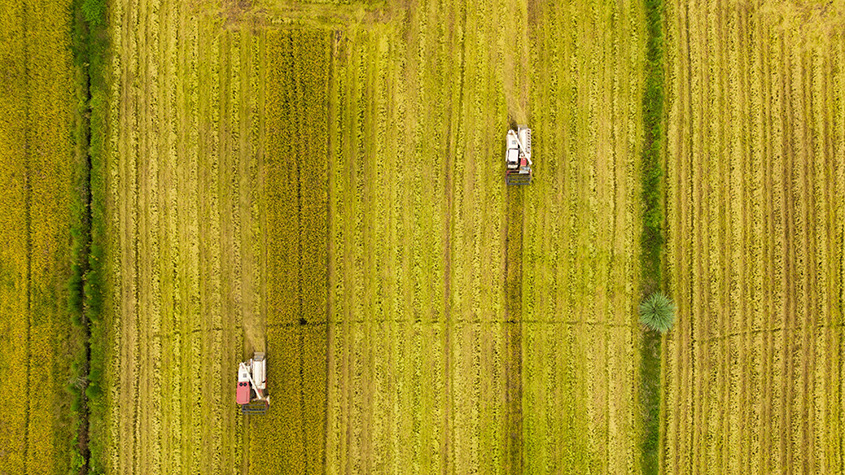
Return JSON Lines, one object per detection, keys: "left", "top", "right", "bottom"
{"left": 68, "top": 0, "right": 108, "bottom": 472}
{"left": 638, "top": 0, "right": 665, "bottom": 472}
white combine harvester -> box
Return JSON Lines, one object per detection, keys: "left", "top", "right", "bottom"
{"left": 236, "top": 352, "right": 269, "bottom": 414}
{"left": 505, "top": 125, "right": 532, "bottom": 185}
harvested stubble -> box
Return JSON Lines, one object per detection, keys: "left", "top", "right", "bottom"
{"left": 97, "top": 0, "right": 660, "bottom": 473}
{"left": 521, "top": 0, "right": 645, "bottom": 472}
{"left": 663, "top": 1, "right": 845, "bottom": 473}
{"left": 102, "top": 1, "right": 267, "bottom": 473}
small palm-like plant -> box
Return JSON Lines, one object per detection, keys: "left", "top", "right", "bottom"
{"left": 639, "top": 292, "right": 675, "bottom": 333}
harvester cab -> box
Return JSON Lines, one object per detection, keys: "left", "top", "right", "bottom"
{"left": 505, "top": 125, "right": 532, "bottom": 185}
{"left": 237, "top": 352, "right": 269, "bottom": 414}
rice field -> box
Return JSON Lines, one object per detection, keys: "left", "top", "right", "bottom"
{"left": 0, "top": 0, "right": 77, "bottom": 473}
{"left": 7, "top": 0, "right": 844, "bottom": 473}
{"left": 99, "top": 0, "right": 647, "bottom": 473}
{"left": 663, "top": 0, "right": 845, "bottom": 473}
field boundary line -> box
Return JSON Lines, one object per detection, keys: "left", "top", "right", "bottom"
{"left": 22, "top": 0, "right": 32, "bottom": 470}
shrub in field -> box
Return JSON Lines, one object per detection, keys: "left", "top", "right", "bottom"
{"left": 639, "top": 292, "right": 675, "bottom": 333}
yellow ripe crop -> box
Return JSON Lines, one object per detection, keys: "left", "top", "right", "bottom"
{"left": 265, "top": 29, "right": 301, "bottom": 328}
{"left": 0, "top": 103, "right": 30, "bottom": 475}
{"left": 255, "top": 29, "right": 332, "bottom": 474}
{"left": 0, "top": 1, "right": 30, "bottom": 471}
{"left": 297, "top": 31, "right": 331, "bottom": 328}
{"left": 0, "top": 0, "right": 75, "bottom": 472}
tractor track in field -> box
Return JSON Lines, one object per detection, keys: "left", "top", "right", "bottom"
{"left": 220, "top": 30, "right": 240, "bottom": 474}
{"left": 501, "top": 1, "right": 530, "bottom": 470}
{"left": 797, "top": 45, "right": 815, "bottom": 472}
{"left": 441, "top": 1, "right": 466, "bottom": 470}
{"left": 323, "top": 32, "right": 338, "bottom": 475}
{"left": 138, "top": 0, "right": 163, "bottom": 467}
{"left": 760, "top": 19, "right": 775, "bottom": 472}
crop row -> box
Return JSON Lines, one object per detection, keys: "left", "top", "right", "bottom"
{"left": 447, "top": 0, "right": 511, "bottom": 471}
{"left": 325, "top": 12, "right": 452, "bottom": 470}
{"left": 316, "top": 0, "right": 648, "bottom": 470}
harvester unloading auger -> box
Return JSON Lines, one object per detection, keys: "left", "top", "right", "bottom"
{"left": 237, "top": 352, "right": 269, "bottom": 414}
{"left": 505, "top": 125, "right": 532, "bottom": 185}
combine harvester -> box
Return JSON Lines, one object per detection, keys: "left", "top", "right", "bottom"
{"left": 505, "top": 125, "right": 532, "bottom": 185}
{"left": 236, "top": 352, "right": 270, "bottom": 414}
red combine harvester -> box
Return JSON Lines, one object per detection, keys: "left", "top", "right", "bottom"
{"left": 505, "top": 125, "right": 532, "bottom": 185}
{"left": 237, "top": 352, "right": 269, "bottom": 414}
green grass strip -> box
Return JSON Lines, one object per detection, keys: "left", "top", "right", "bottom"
{"left": 638, "top": 0, "right": 665, "bottom": 472}
{"left": 68, "top": 0, "right": 109, "bottom": 472}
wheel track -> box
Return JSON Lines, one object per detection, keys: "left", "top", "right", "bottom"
{"left": 441, "top": 0, "right": 467, "bottom": 469}
{"left": 180, "top": 6, "right": 202, "bottom": 475}
{"left": 243, "top": 28, "right": 265, "bottom": 475}
{"left": 812, "top": 44, "right": 834, "bottom": 474}
{"left": 218, "top": 29, "right": 241, "bottom": 475}
{"left": 796, "top": 43, "right": 815, "bottom": 474}
{"left": 711, "top": 3, "right": 730, "bottom": 471}
{"left": 818, "top": 45, "right": 837, "bottom": 475}
{"left": 197, "top": 15, "right": 224, "bottom": 473}
{"left": 159, "top": 0, "right": 180, "bottom": 472}
{"left": 236, "top": 26, "right": 260, "bottom": 475}
{"left": 779, "top": 30, "right": 796, "bottom": 473}
{"left": 760, "top": 10, "right": 775, "bottom": 471}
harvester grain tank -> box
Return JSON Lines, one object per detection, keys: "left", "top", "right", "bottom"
{"left": 505, "top": 125, "right": 532, "bottom": 185}
{"left": 237, "top": 352, "right": 269, "bottom": 414}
